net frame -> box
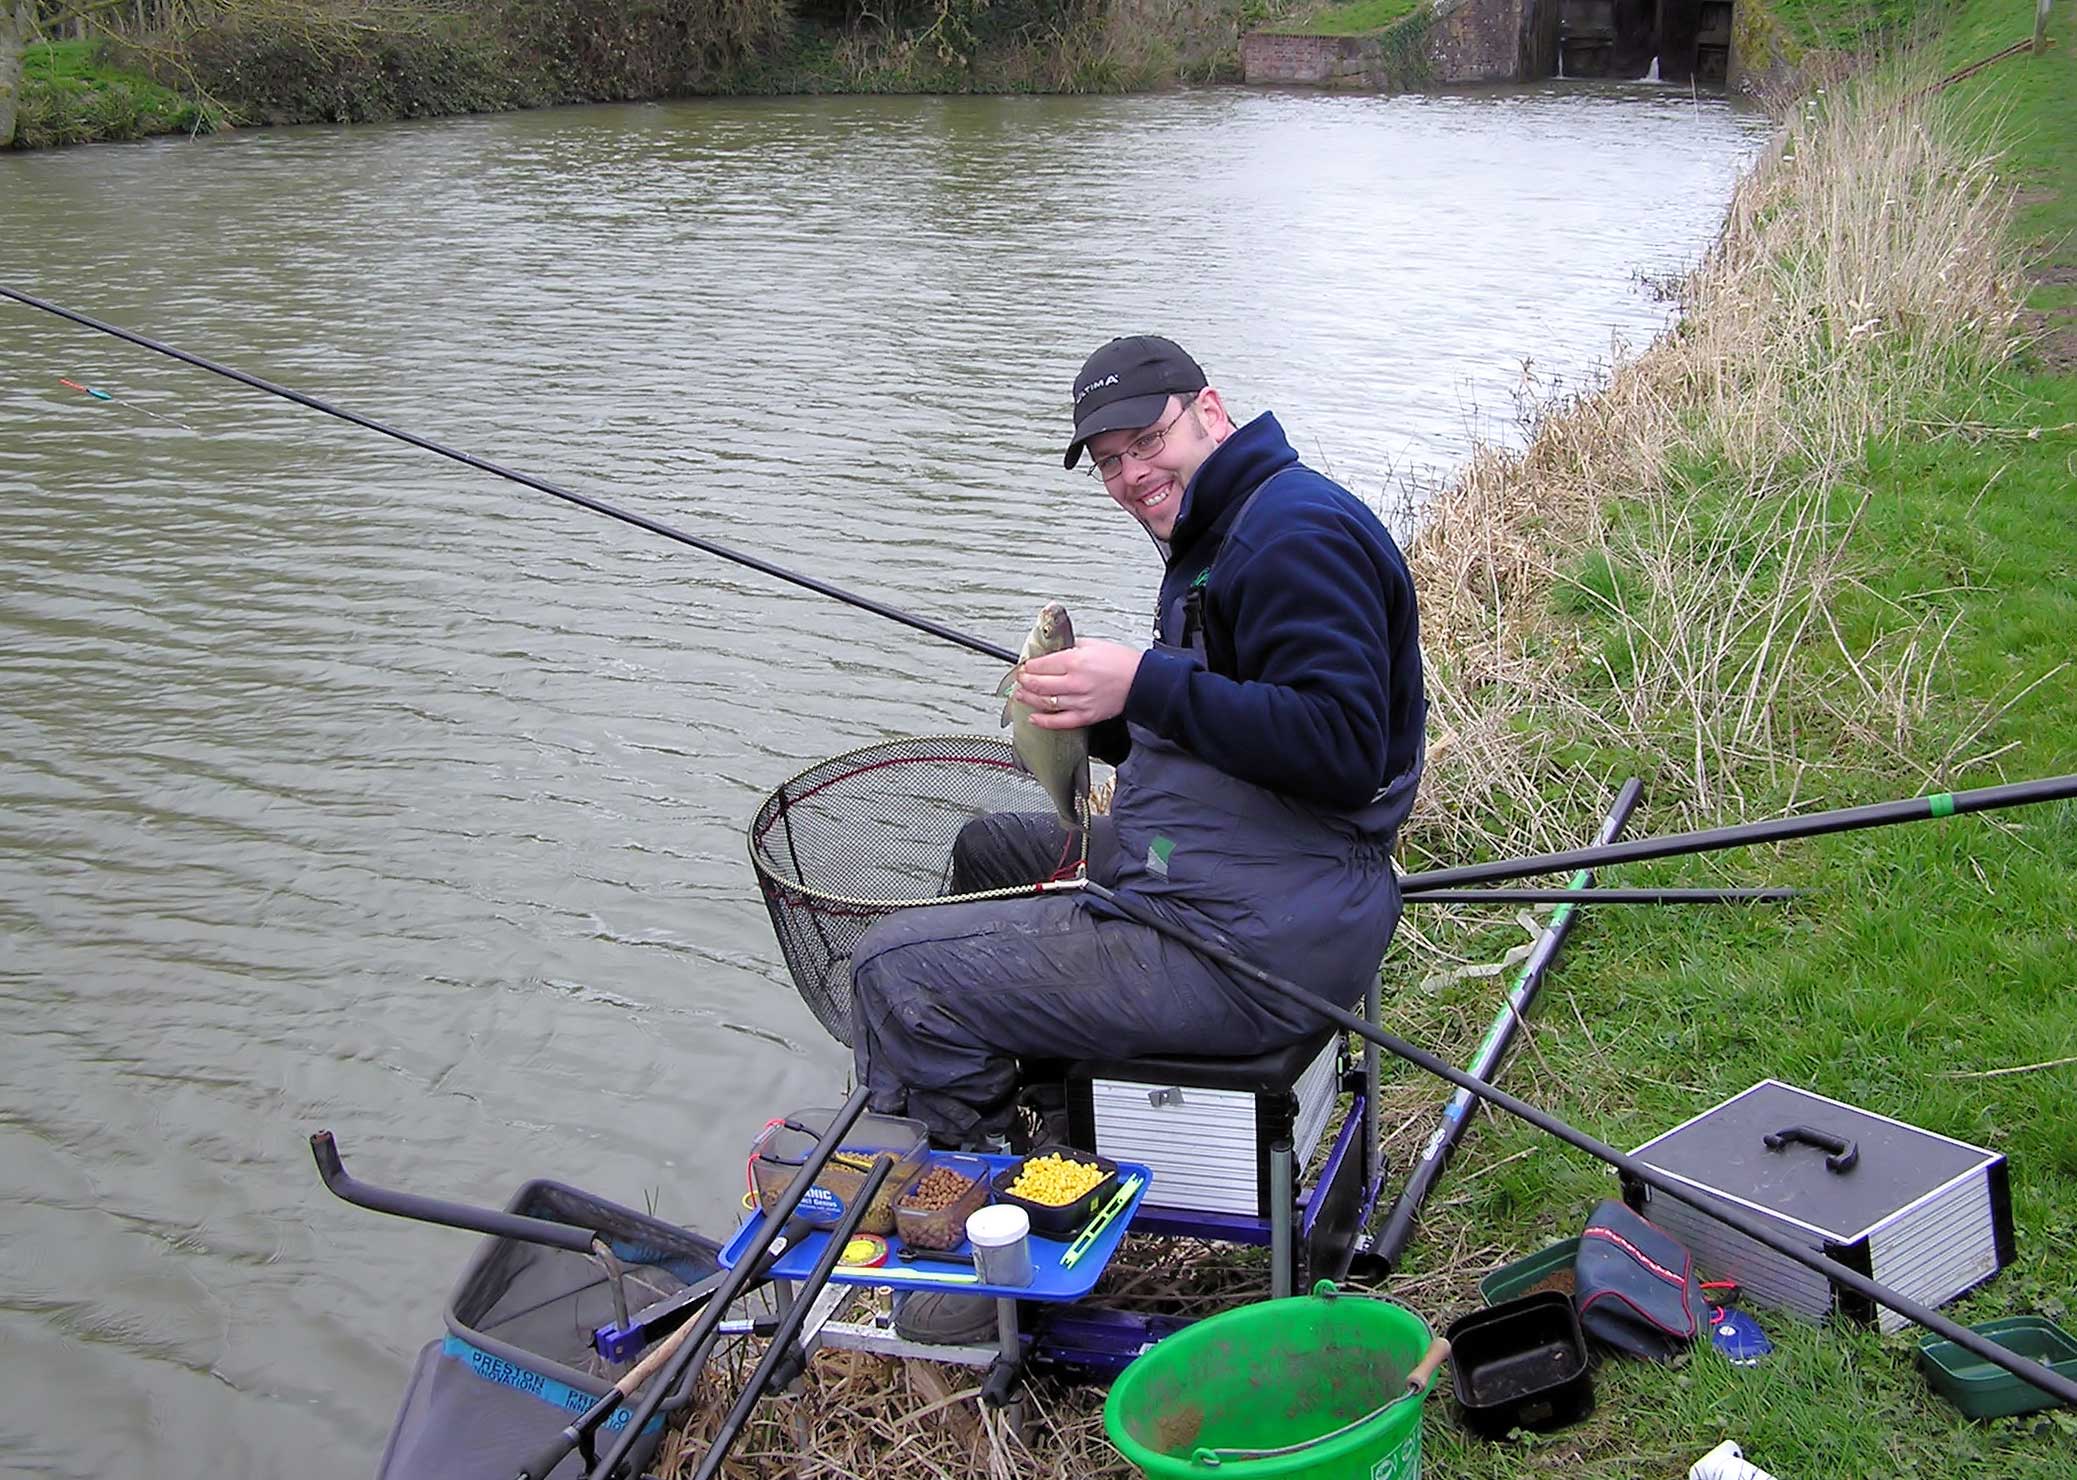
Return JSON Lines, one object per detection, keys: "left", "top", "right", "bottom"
{"left": 747, "top": 736, "right": 1088, "bottom": 1046}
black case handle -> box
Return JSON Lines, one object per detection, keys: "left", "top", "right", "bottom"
{"left": 1762, "top": 1124, "right": 1859, "bottom": 1173}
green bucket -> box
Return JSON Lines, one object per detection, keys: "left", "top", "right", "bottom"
{"left": 1104, "top": 1282, "right": 1445, "bottom": 1480}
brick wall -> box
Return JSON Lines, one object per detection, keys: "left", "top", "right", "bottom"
{"left": 1241, "top": 33, "right": 1360, "bottom": 83}
{"left": 1430, "top": 0, "right": 1537, "bottom": 82}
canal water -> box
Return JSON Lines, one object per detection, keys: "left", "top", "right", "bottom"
{"left": 0, "top": 83, "right": 1765, "bottom": 1477}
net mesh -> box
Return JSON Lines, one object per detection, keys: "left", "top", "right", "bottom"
{"left": 448, "top": 1182, "right": 722, "bottom": 1383}
{"left": 748, "top": 736, "right": 1074, "bottom": 1047}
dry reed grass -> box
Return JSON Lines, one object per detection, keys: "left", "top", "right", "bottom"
{"left": 656, "top": 42, "right": 2031, "bottom": 1480}
{"left": 652, "top": 1239, "right": 1276, "bottom": 1480}
{"left": 1401, "top": 46, "right": 2026, "bottom": 866}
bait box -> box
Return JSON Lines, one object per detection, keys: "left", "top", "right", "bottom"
{"left": 1622, "top": 1080, "right": 2012, "bottom": 1332}
{"left": 749, "top": 1108, "right": 929, "bottom": 1237}
{"left": 1479, "top": 1238, "right": 1582, "bottom": 1306}
{"left": 1447, "top": 1291, "right": 1593, "bottom": 1438}
{"left": 893, "top": 1153, "right": 993, "bottom": 1251}
{"left": 990, "top": 1146, "right": 1120, "bottom": 1238}
{"left": 1064, "top": 1029, "right": 1342, "bottom": 1217}
{"left": 1916, "top": 1316, "right": 2077, "bottom": 1419}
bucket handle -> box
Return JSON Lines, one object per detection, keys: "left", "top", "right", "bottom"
{"left": 1189, "top": 1335, "right": 1450, "bottom": 1468}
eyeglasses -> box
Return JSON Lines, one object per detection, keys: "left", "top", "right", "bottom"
{"left": 1086, "top": 396, "right": 1197, "bottom": 481}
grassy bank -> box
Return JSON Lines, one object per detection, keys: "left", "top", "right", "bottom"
{"left": 12, "top": 38, "right": 223, "bottom": 147}
{"left": 6, "top": 0, "right": 1228, "bottom": 148}
{"left": 653, "top": 3, "right": 2076, "bottom": 1477}
{"left": 1394, "top": 3, "right": 2076, "bottom": 1473}
{"left": 1273, "top": 0, "right": 1420, "bottom": 38}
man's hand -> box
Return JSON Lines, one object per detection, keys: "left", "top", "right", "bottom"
{"left": 1014, "top": 640, "right": 1142, "bottom": 728}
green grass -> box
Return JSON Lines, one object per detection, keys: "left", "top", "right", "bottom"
{"left": 1939, "top": 0, "right": 2077, "bottom": 324}
{"left": 1766, "top": 0, "right": 1962, "bottom": 51}
{"left": 14, "top": 38, "right": 221, "bottom": 148}
{"left": 1380, "top": 3, "right": 2077, "bottom": 1474}
{"left": 1277, "top": 0, "right": 1421, "bottom": 39}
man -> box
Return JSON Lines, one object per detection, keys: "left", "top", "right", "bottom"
{"left": 850, "top": 333, "right": 1424, "bottom": 1154}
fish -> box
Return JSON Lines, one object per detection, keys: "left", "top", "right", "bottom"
{"left": 997, "top": 602, "right": 1090, "bottom": 831}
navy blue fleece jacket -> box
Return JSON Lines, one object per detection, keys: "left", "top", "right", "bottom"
{"left": 1120, "top": 413, "right": 1424, "bottom": 810}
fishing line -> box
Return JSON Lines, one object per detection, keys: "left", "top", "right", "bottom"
{"left": 57, "top": 375, "right": 197, "bottom": 430}
{"left": 2, "top": 286, "right": 1017, "bottom": 667}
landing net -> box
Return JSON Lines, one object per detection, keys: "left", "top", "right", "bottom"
{"left": 747, "top": 737, "right": 1081, "bottom": 1046}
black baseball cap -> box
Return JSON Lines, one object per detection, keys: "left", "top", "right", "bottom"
{"left": 1064, "top": 335, "right": 1208, "bottom": 469}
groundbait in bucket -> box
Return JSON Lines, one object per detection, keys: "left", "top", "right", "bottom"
{"left": 1105, "top": 1282, "right": 1448, "bottom": 1480}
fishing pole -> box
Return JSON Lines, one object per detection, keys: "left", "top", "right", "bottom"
{"left": 678, "top": 1158, "right": 896, "bottom": 1480}
{"left": 1370, "top": 779, "right": 1640, "bottom": 1274}
{"left": 0, "top": 286, "right": 1018, "bottom": 667}
{"left": 1399, "top": 772, "right": 2077, "bottom": 893}
{"left": 1072, "top": 878, "right": 2077, "bottom": 1409}
{"left": 514, "top": 1086, "right": 875, "bottom": 1480}
{"left": 12, "top": 291, "right": 2068, "bottom": 900}
{"left": 1406, "top": 885, "right": 1800, "bottom": 905}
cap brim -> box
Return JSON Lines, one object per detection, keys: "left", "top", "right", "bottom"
{"left": 1063, "top": 392, "right": 1176, "bottom": 469}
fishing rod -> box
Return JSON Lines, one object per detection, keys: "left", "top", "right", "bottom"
{"left": 0, "top": 286, "right": 1018, "bottom": 667}
{"left": 1371, "top": 778, "right": 1641, "bottom": 1273}
{"left": 1072, "top": 878, "right": 2077, "bottom": 1409}
{"left": 13, "top": 291, "right": 2068, "bottom": 899}
{"left": 514, "top": 1086, "right": 875, "bottom": 1480}
{"left": 577, "top": 1087, "right": 886, "bottom": 1480}
{"left": 1399, "top": 772, "right": 2077, "bottom": 893}
{"left": 678, "top": 1158, "right": 896, "bottom": 1480}
{"left": 1406, "top": 885, "right": 1799, "bottom": 905}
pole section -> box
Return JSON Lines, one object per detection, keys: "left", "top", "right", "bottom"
{"left": 1400, "top": 774, "right": 2077, "bottom": 892}
{"left": 1372, "top": 779, "right": 1641, "bottom": 1269}
{"left": 0, "top": 287, "right": 1018, "bottom": 667}
{"left": 1407, "top": 886, "right": 1799, "bottom": 905}
{"left": 1077, "top": 879, "right": 2077, "bottom": 1409}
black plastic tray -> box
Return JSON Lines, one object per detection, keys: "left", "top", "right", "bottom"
{"left": 989, "top": 1146, "right": 1120, "bottom": 1238}
{"left": 1447, "top": 1291, "right": 1593, "bottom": 1438}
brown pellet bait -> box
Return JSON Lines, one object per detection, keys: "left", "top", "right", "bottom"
{"left": 907, "top": 1167, "right": 977, "bottom": 1212}
{"left": 896, "top": 1165, "right": 986, "bottom": 1249}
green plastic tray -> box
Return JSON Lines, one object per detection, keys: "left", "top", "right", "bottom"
{"left": 1916, "top": 1316, "right": 2077, "bottom": 1419}
{"left": 1479, "top": 1238, "right": 1581, "bottom": 1306}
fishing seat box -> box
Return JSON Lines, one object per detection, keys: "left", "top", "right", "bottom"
{"left": 1062, "top": 1029, "right": 1344, "bottom": 1217}
{"left": 1621, "top": 1079, "right": 2014, "bottom": 1333}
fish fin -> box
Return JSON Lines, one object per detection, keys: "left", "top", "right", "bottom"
{"left": 1000, "top": 697, "right": 1016, "bottom": 729}
{"left": 994, "top": 664, "right": 1021, "bottom": 699}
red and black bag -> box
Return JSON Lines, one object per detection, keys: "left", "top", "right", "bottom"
{"left": 1572, "top": 1199, "right": 1705, "bottom": 1361}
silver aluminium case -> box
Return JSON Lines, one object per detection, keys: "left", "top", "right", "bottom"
{"left": 1624, "top": 1079, "right": 2014, "bottom": 1333}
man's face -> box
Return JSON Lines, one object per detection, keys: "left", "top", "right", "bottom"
{"left": 1087, "top": 394, "right": 1218, "bottom": 542}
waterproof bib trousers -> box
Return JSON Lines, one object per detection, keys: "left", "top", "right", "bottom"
{"left": 850, "top": 482, "right": 1417, "bottom": 1146}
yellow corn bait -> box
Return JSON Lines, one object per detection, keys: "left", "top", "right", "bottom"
{"left": 1005, "top": 1154, "right": 1107, "bottom": 1206}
